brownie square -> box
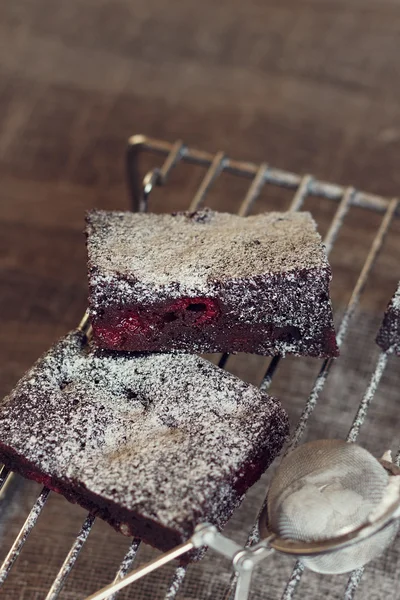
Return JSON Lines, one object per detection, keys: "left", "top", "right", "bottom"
{"left": 86, "top": 209, "right": 338, "bottom": 358}
{"left": 0, "top": 331, "right": 288, "bottom": 556}
{"left": 376, "top": 283, "right": 400, "bottom": 355}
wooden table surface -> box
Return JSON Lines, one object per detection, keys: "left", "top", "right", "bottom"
{"left": 2, "top": 3, "right": 400, "bottom": 599}
{"left": 1, "top": 0, "right": 400, "bottom": 395}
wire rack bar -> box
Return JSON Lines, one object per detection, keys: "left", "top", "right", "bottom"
{"left": 343, "top": 568, "right": 364, "bottom": 600}
{"left": 0, "top": 142, "right": 181, "bottom": 597}
{"left": 344, "top": 446, "right": 400, "bottom": 599}
{"left": 283, "top": 189, "right": 355, "bottom": 456}
{"left": 39, "top": 374, "right": 142, "bottom": 595}
{"left": 0, "top": 486, "right": 50, "bottom": 585}
{"left": 217, "top": 353, "right": 229, "bottom": 369}
{"left": 281, "top": 564, "right": 305, "bottom": 600}
{"left": 336, "top": 198, "right": 398, "bottom": 346}
{"left": 163, "top": 160, "right": 328, "bottom": 600}
{"left": 226, "top": 192, "right": 397, "bottom": 600}
{"left": 0, "top": 467, "right": 10, "bottom": 491}
{"left": 223, "top": 186, "right": 354, "bottom": 600}
{"left": 257, "top": 174, "right": 312, "bottom": 393}
{"left": 4, "top": 146, "right": 182, "bottom": 599}
{"left": 127, "top": 135, "right": 397, "bottom": 215}
{"left": 339, "top": 357, "right": 398, "bottom": 600}
{"left": 260, "top": 355, "right": 281, "bottom": 391}
{"left": 288, "top": 175, "right": 313, "bottom": 212}
{"left": 280, "top": 200, "right": 397, "bottom": 600}
{"left": 36, "top": 161, "right": 146, "bottom": 599}
{"left": 216, "top": 159, "right": 278, "bottom": 373}
{"left": 189, "top": 151, "right": 226, "bottom": 212}
{"left": 213, "top": 157, "right": 285, "bottom": 377}
{"left": 0, "top": 472, "right": 14, "bottom": 504}
{"left": 346, "top": 352, "right": 389, "bottom": 444}
{"left": 132, "top": 143, "right": 304, "bottom": 600}
{"left": 164, "top": 566, "right": 188, "bottom": 600}
{"left": 237, "top": 162, "right": 269, "bottom": 217}
{"left": 282, "top": 351, "right": 391, "bottom": 600}
{"left": 1, "top": 135, "right": 399, "bottom": 600}
{"left": 223, "top": 171, "right": 331, "bottom": 401}
{"left": 158, "top": 140, "right": 185, "bottom": 184}
{"left": 45, "top": 514, "right": 95, "bottom": 600}
{"left": 224, "top": 166, "right": 319, "bottom": 591}
{"left": 324, "top": 188, "right": 355, "bottom": 254}
{"left": 108, "top": 537, "right": 142, "bottom": 600}
{"left": 224, "top": 172, "right": 313, "bottom": 404}
{"left": 289, "top": 197, "right": 397, "bottom": 454}
{"left": 16, "top": 193, "right": 147, "bottom": 600}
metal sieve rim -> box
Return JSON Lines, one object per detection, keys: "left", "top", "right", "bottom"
{"left": 259, "top": 460, "right": 400, "bottom": 557}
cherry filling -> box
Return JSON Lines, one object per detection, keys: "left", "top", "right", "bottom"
{"left": 123, "top": 314, "right": 143, "bottom": 332}
{"left": 92, "top": 326, "right": 125, "bottom": 349}
{"left": 93, "top": 314, "right": 152, "bottom": 348}
{"left": 164, "top": 297, "right": 220, "bottom": 325}
{"left": 93, "top": 297, "right": 220, "bottom": 348}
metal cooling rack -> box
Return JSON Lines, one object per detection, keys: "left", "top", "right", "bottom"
{"left": 0, "top": 134, "right": 399, "bottom": 600}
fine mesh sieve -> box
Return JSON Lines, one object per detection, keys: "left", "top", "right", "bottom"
{"left": 264, "top": 439, "right": 400, "bottom": 574}
{"left": 87, "top": 439, "right": 400, "bottom": 600}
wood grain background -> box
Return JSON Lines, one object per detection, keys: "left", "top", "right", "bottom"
{"left": 2, "top": 2, "right": 400, "bottom": 599}
{"left": 1, "top": 0, "right": 400, "bottom": 393}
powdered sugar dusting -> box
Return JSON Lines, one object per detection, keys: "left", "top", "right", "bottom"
{"left": 376, "top": 281, "right": 400, "bottom": 354}
{"left": 86, "top": 209, "right": 328, "bottom": 291}
{"left": 0, "top": 331, "right": 288, "bottom": 547}
{"left": 391, "top": 282, "right": 400, "bottom": 310}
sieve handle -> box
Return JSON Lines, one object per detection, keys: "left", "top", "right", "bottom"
{"left": 83, "top": 524, "right": 275, "bottom": 600}
{"left": 84, "top": 540, "right": 194, "bottom": 600}
{"left": 83, "top": 524, "right": 236, "bottom": 600}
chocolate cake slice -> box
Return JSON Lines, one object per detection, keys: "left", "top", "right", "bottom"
{"left": 376, "top": 282, "right": 400, "bottom": 355}
{"left": 0, "top": 331, "right": 288, "bottom": 556}
{"left": 86, "top": 209, "right": 338, "bottom": 358}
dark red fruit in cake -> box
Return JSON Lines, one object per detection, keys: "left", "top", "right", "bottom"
{"left": 166, "top": 297, "right": 220, "bottom": 325}
{"left": 376, "top": 282, "right": 400, "bottom": 355}
{"left": 0, "top": 331, "right": 288, "bottom": 558}
{"left": 86, "top": 209, "right": 338, "bottom": 358}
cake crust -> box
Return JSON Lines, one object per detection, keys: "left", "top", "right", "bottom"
{"left": 0, "top": 331, "right": 289, "bottom": 556}
{"left": 86, "top": 209, "right": 339, "bottom": 358}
